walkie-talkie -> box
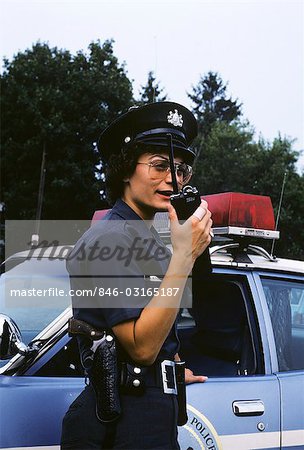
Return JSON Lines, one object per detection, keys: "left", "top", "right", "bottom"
{"left": 167, "top": 134, "right": 212, "bottom": 276}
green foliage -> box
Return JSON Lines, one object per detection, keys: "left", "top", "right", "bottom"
{"left": 193, "top": 121, "right": 304, "bottom": 259}
{"left": 138, "top": 71, "right": 167, "bottom": 104}
{"left": 1, "top": 51, "right": 302, "bottom": 259}
{"left": 188, "top": 71, "right": 303, "bottom": 259}
{"left": 1, "top": 40, "right": 134, "bottom": 220}
{"left": 188, "top": 71, "right": 242, "bottom": 137}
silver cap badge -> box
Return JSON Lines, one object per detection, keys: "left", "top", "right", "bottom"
{"left": 167, "top": 109, "right": 183, "bottom": 127}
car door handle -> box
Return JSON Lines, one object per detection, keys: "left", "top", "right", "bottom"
{"left": 232, "top": 400, "right": 265, "bottom": 416}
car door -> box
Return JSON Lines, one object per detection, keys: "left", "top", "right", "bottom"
{"left": 0, "top": 333, "right": 84, "bottom": 449}
{"left": 0, "top": 375, "right": 83, "bottom": 449}
{"left": 256, "top": 273, "right": 304, "bottom": 449}
{"left": 177, "top": 269, "right": 281, "bottom": 450}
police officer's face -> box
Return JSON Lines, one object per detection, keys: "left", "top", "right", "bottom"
{"left": 122, "top": 151, "right": 185, "bottom": 220}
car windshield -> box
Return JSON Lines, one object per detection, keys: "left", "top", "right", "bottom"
{"left": 0, "top": 256, "right": 71, "bottom": 344}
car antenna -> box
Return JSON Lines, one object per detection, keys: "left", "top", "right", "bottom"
{"left": 270, "top": 171, "right": 287, "bottom": 257}
{"left": 31, "top": 143, "right": 47, "bottom": 247}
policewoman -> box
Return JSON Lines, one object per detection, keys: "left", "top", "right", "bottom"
{"left": 61, "top": 102, "right": 212, "bottom": 449}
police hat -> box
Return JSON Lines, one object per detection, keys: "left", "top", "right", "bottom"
{"left": 97, "top": 102, "right": 198, "bottom": 164}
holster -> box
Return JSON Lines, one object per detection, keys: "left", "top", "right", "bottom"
{"left": 68, "top": 318, "right": 121, "bottom": 423}
{"left": 91, "top": 335, "right": 121, "bottom": 423}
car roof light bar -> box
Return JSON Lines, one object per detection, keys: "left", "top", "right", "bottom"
{"left": 212, "top": 226, "right": 280, "bottom": 240}
{"left": 201, "top": 192, "right": 279, "bottom": 240}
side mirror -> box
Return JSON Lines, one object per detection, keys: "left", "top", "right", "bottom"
{"left": 0, "top": 314, "right": 28, "bottom": 359}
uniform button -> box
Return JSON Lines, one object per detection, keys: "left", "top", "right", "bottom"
{"left": 106, "top": 335, "right": 113, "bottom": 342}
{"left": 134, "top": 367, "right": 141, "bottom": 374}
{"left": 90, "top": 331, "right": 96, "bottom": 337}
{"left": 124, "top": 136, "right": 131, "bottom": 143}
{"left": 133, "top": 379, "right": 140, "bottom": 387}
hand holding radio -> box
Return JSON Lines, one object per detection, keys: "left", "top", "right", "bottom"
{"left": 168, "top": 202, "right": 212, "bottom": 270}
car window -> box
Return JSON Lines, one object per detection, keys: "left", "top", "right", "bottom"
{"left": 261, "top": 277, "right": 304, "bottom": 371}
{"left": 177, "top": 277, "right": 259, "bottom": 377}
{"left": 0, "top": 257, "right": 71, "bottom": 344}
{"left": 34, "top": 336, "right": 84, "bottom": 378}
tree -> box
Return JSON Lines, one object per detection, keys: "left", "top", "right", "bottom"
{"left": 187, "top": 71, "right": 303, "bottom": 259}
{"left": 188, "top": 71, "right": 242, "bottom": 137}
{"left": 138, "top": 71, "right": 167, "bottom": 104}
{"left": 192, "top": 121, "right": 304, "bottom": 259}
{"left": 1, "top": 40, "right": 134, "bottom": 221}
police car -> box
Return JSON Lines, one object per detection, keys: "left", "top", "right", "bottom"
{"left": 0, "top": 193, "right": 303, "bottom": 450}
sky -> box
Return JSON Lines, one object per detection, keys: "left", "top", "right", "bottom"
{"left": 1, "top": 0, "right": 303, "bottom": 171}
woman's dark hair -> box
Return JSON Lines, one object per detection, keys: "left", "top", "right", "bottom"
{"left": 104, "top": 144, "right": 150, "bottom": 205}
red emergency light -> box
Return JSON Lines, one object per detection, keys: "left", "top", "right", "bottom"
{"left": 91, "top": 192, "right": 279, "bottom": 240}
{"left": 202, "top": 192, "right": 274, "bottom": 229}
{"left": 201, "top": 192, "right": 279, "bottom": 240}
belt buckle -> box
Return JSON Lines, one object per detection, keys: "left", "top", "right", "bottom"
{"left": 161, "top": 360, "right": 177, "bottom": 395}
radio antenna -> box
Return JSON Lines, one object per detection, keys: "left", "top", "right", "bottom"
{"left": 270, "top": 171, "right": 287, "bottom": 257}
{"left": 166, "top": 133, "right": 179, "bottom": 194}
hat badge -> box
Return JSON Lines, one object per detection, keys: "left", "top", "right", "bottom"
{"left": 167, "top": 109, "right": 183, "bottom": 127}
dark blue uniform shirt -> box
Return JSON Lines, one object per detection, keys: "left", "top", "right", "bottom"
{"left": 67, "top": 199, "right": 180, "bottom": 363}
